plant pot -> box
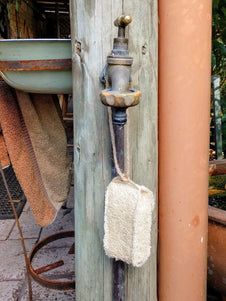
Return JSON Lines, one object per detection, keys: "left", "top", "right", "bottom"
{"left": 208, "top": 205, "right": 226, "bottom": 298}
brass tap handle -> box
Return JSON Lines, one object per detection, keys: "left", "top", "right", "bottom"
{"left": 114, "top": 15, "right": 132, "bottom": 27}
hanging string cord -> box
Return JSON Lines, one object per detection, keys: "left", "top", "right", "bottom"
{"left": 108, "top": 107, "right": 125, "bottom": 180}
{"left": 108, "top": 107, "right": 140, "bottom": 190}
{"left": 0, "top": 162, "right": 33, "bottom": 300}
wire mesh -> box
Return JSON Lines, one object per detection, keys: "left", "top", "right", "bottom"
{"left": 0, "top": 165, "right": 26, "bottom": 219}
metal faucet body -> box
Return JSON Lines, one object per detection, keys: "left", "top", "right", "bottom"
{"left": 107, "top": 35, "right": 132, "bottom": 94}
{"left": 100, "top": 15, "right": 141, "bottom": 124}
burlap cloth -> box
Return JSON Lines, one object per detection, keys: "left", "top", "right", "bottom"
{"left": 0, "top": 82, "right": 71, "bottom": 226}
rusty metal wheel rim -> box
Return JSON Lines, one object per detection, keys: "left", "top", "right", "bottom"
{"left": 28, "top": 230, "right": 75, "bottom": 290}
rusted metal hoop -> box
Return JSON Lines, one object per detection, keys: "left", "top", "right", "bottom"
{"left": 28, "top": 230, "right": 75, "bottom": 290}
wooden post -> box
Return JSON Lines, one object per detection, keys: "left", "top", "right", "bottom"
{"left": 70, "top": 1, "right": 158, "bottom": 300}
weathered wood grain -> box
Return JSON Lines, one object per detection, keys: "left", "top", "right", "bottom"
{"left": 209, "top": 159, "right": 226, "bottom": 176}
{"left": 124, "top": 1, "right": 158, "bottom": 300}
{"left": 70, "top": 0, "right": 157, "bottom": 300}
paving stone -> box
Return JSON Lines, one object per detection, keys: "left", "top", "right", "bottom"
{"left": 0, "top": 219, "right": 15, "bottom": 241}
{"left": 0, "top": 239, "right": 36, "bottom": 281}
{"left": 30, "top": 244, "right": 75, "bottom": 279}
{"left": 20, "top": 280, "right": 75, "bottom": 301}
{"left": 0, "top": 182, "right": 75, "bottom": 300}
{"left": 0, "top": 280, "right": 22, "bottom": 301}
{"left": 22, "top": 201, "right": 30, "bottom": 213}
{"left": 40, "top": 208, "right": 74, "bottom": 240}
{"left": 65, "top": 186, "right": 74, "bottom": 209}
{"left": 9, "top": 210, "right": 41, "bottom": 240}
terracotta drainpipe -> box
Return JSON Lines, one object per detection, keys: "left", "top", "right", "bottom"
{"left": 158, "top": 1, "right": 212, "bottom": 300}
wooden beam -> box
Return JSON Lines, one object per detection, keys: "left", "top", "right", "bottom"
{"left": 209, "top": 159, "right": 226, "bottom": 176}
{"left": 70, "top": 1, "right": 158, "bottom": 300}
{"left": 208, "top": 205, "right": 226, "bottom": 225}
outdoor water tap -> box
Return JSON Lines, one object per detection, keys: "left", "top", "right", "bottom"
{"left": 100, "top": 15, "right": 141, "bottom": 125}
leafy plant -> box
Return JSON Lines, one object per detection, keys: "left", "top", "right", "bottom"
{"left": 6, "top": 0, "right": 21, "bottom": 19}
{"left": 212, "top": 0, "right": 226, "bottom": 154}
{"left": 0, "top": 2, "right": 9, "bottom": 38}
{"left": 209, "top": 174, "right": 226, "bottom": 190}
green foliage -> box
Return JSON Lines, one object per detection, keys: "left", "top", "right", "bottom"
{"left": 212, "top": 0, "right": 226, "bottom": 154}
{"left": 212, "top": 0, "right": 226, "bottom": 86}
{"left": 6, "top": 0, "right": 21, "bottom": 19}
{"left": 209, "top": 174, "right": 226, "bottom": 190}
{"left": 209, "top": 193, "right": 226, "bottom": 210}
{"left": 209, "top": 175, "right": 226, "bottom": 210}
{"left": 0, "top": 2, "right": 8, "bottom": 38}
{"left": 6, "top": 3, "right": 10, "bottom": 19}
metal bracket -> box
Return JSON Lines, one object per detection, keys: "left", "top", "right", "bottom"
{"left": 99, "top": 63, "right": 108, "bottom": 85}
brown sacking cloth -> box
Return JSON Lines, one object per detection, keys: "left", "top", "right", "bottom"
{"left": 0, "top": 82, "right": 55, "bottom": 226}
{"left": 0, "top": 82, "right": 71, "bottom": 226}
{"left": 16, "top": 90, "right": 71, "bottom": 212}
{"left": 0, "top": 127, "right": 10, "bottom": 168}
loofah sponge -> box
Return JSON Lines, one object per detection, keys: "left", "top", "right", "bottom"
{"left": 104, "top": 176, "right": 155, "bottom": 267}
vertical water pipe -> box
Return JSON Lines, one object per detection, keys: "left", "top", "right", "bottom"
{"left": 158, "top": 1, "right": 212, "bottom": 300}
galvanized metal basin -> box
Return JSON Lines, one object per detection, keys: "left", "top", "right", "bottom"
{"left": 0, "top": 39, "right": 72, "bottom": 94}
